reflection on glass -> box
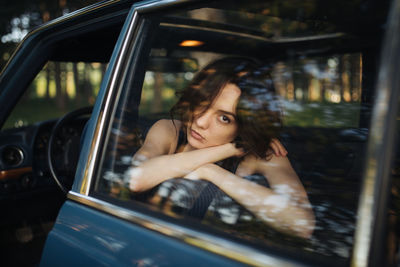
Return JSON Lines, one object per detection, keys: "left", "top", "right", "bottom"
{"left": 96, "top": 0, "right": 386, "bottom": 263}
{"left": 98, "top": 55, "right": 367, "bottom": 261}
{"left": 386, "top": 103, "right": 400, "bottom": 265}
{"left": 273, "top": 54, "right": 362, "bottom": 127}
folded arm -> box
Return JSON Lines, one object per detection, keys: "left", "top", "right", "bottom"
{"left": 129, "top": 119, "right": 240, "bottom": 192}
{"left": 185, "top": 155, "right": 315, "bottom": 238}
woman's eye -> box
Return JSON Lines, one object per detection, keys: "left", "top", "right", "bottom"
{"left": 219, "top": 115, "right": 231, "bottom": 124}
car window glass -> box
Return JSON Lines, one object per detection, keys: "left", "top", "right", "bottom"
{"left": 386, "top": 97, "right": 400, "bottom": 266}
{"left": 2, "top": 61, "right": 106, "bottom": 130}
{"left": 94, "top": 0, "right": 388, "bottom": 264}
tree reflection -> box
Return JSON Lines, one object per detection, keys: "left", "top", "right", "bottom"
{"left": 273, "top": 53, "right": 362, "bottom": 127}
{"left": 98, "top": 51, "right": 367, "bottom": 261}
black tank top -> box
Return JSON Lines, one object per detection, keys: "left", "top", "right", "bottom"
{"left": 175, "top": 129, "right": 242, "bottom": 220}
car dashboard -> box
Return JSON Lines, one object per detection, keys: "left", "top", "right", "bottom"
{"left": 0, "top": 117, "right": 88, "bottom": 199}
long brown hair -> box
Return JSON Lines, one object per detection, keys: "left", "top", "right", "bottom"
{"left": 170, "top": 57, "right": 282, "bottom": 158}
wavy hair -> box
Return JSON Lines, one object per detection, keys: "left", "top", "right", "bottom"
{"left": 170, "top": 57, "right": 282, "bottom": 158}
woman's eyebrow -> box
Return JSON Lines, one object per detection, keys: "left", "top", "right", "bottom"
{"left": 218, "top": 109, "right": 236, "bottom": 117}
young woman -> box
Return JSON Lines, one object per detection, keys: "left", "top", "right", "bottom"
{"left": 128, "top": 57, "right": 315, "bottom": 238}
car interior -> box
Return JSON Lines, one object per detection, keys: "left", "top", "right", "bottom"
{"left": 0, "top": 13, "right": 126, "bottom": 266}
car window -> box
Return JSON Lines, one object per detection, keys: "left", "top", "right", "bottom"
{"left": 93, "top": 0, "right": 388, "bottom": 264}
{"left": 386, "top": 98, "right": 400, "bottom": 265}
{"left": 2, "top": 61, "right": 106, "bottom": 130}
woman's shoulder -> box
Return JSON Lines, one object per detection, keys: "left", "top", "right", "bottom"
{"left": 148, "top": 119, "right": 182, "bottom": 136}
{"left": 152, "top": 119, "right": 182, "bottom": 131}
{"left": 146, "top": 119, "right": 182, "bottom": 154}
{"left": 236, "top": 154, "right": 259, "bottom": 176}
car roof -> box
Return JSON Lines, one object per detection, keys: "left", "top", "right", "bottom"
{"left": 19, "top": 0, "right": 389, "bottom": 64}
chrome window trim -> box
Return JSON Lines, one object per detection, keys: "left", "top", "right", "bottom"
{"left": 68, "top": 191, "right": 305, "bottom": 267}
{"left": 77, "top": 3, "right": 143, "bottom": 194}
{"left": 134, "top": 0, "right": 197, "bottom": 13}
{"left": 351, "top": 0, "right": 400, "bottom": 266}
{"left": 76, "top": 0, "right": 195, "bottom": 195}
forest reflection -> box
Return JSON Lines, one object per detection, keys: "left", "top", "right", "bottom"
{"left": 98, "top": 52, "right": 365, "bottom": 261}
{"left": 139, "top": 53, "right": 362, "bottom": 127}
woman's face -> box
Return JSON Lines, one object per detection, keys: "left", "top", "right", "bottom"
{"left": 187, "top": 83, "right": 241, "bottom": 149}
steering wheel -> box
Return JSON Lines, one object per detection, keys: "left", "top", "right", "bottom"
{"left": 47, "top": 107, "right": 93, "bottom": 194}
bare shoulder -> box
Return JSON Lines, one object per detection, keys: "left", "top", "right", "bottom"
{"left": 256, "top": 154, "right": 305, "bottom": 187}
{"left": 236, "top": 154, "right": 259, "bottom": 177}
{"left": 150, "top": 119, "right": 181, "bottom": 133}
{"left": 265, "top": 153, "right": 294, "bottom": 168}
{"left": 137, "top": 119, "right": 182, "bottom": 158}
{"left": 256, "top": 154, "right": 296, "bottom": 174}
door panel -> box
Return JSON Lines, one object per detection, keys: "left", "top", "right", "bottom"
{"left": 41, "top": 200, "right": 245, "bottom": 266}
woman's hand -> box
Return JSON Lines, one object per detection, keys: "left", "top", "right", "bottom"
{"left": 231, "top": 138, "right": 286, "bottom": 159}
{"left": 269, "top": 138, "right": 287, "bottom": 157}
{"left": 217, "top": 142, "right": 245, "bottom": 157}
{"left": 184, "top": 163, "right": 214, "bottom": 181}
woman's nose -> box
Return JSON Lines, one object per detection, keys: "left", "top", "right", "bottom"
{"left": 194, "top": 111, "right": 211, "bottom": 129}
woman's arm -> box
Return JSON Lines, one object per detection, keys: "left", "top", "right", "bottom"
{"left": 186, "top": 156, "right": 315, "bottom": 238}
{"left": 128, "top": 120, "right": 241, "bottom": 192}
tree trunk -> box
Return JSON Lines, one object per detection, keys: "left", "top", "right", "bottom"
{"left": 84, "top": 63, "right": 93, "bottom": 104}
{"left": 152, "top": 72, "right": 163, "bottom": 113}
{"left": 45, "top": 63, "right": 51, "bottom": 99}
{"left": 73, "top": 63, "right": 80, "bottom": 104}
{"left": 54, "top": 62, "right": 65, "bottom": 110}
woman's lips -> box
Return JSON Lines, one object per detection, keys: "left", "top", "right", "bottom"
{"left": 190, "top": 129, "right": 204, "bottom": 141}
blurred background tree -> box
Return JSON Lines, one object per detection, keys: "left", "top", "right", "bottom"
{"left": 0, "top": 0, "right": 104, "bottom": 129}
{"left": 0, "top": 0, "right": 102, "bottom": 71}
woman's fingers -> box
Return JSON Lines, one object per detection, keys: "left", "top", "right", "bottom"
{"left": 270, "top": 138, "right": 287, "bottom": 157}
{"left": 228, "top": 142, "right": 245, "bottom": 157}
{"left": 235, "top": 147, "right": 246, "bottom": 157}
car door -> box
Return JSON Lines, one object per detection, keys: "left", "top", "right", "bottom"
{"left": 0, "top": 2, "right": 131, "bottom": 266}
{"left": 40, "top": 0, "right": 400, "bottom": 266}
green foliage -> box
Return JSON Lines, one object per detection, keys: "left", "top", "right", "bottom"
{"left": 283, "top": 101, "right": 360, "bottom": 127}
{"left": 0, "top": 0, "right": 102, "bottom": 71}
{"left": 3, "top": 98, "right": 92, "bottom": 129}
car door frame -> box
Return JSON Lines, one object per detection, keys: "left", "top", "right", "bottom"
{"left": 351, "top": 0, "right": 400, "bottom": 265}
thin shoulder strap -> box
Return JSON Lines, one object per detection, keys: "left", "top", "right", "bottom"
{"left": 177, "top": 128, "right": 186, "bottom": 147}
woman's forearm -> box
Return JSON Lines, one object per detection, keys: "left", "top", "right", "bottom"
{"left": 129, "top": 143, "right": 240, "bottom": 192}
{"left": 203, "top": 164, "right": 315, "bottom": 238}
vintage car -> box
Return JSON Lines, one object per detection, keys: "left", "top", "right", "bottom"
{"left": 0, "top": 0, "right": 399, "bottom": 266}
